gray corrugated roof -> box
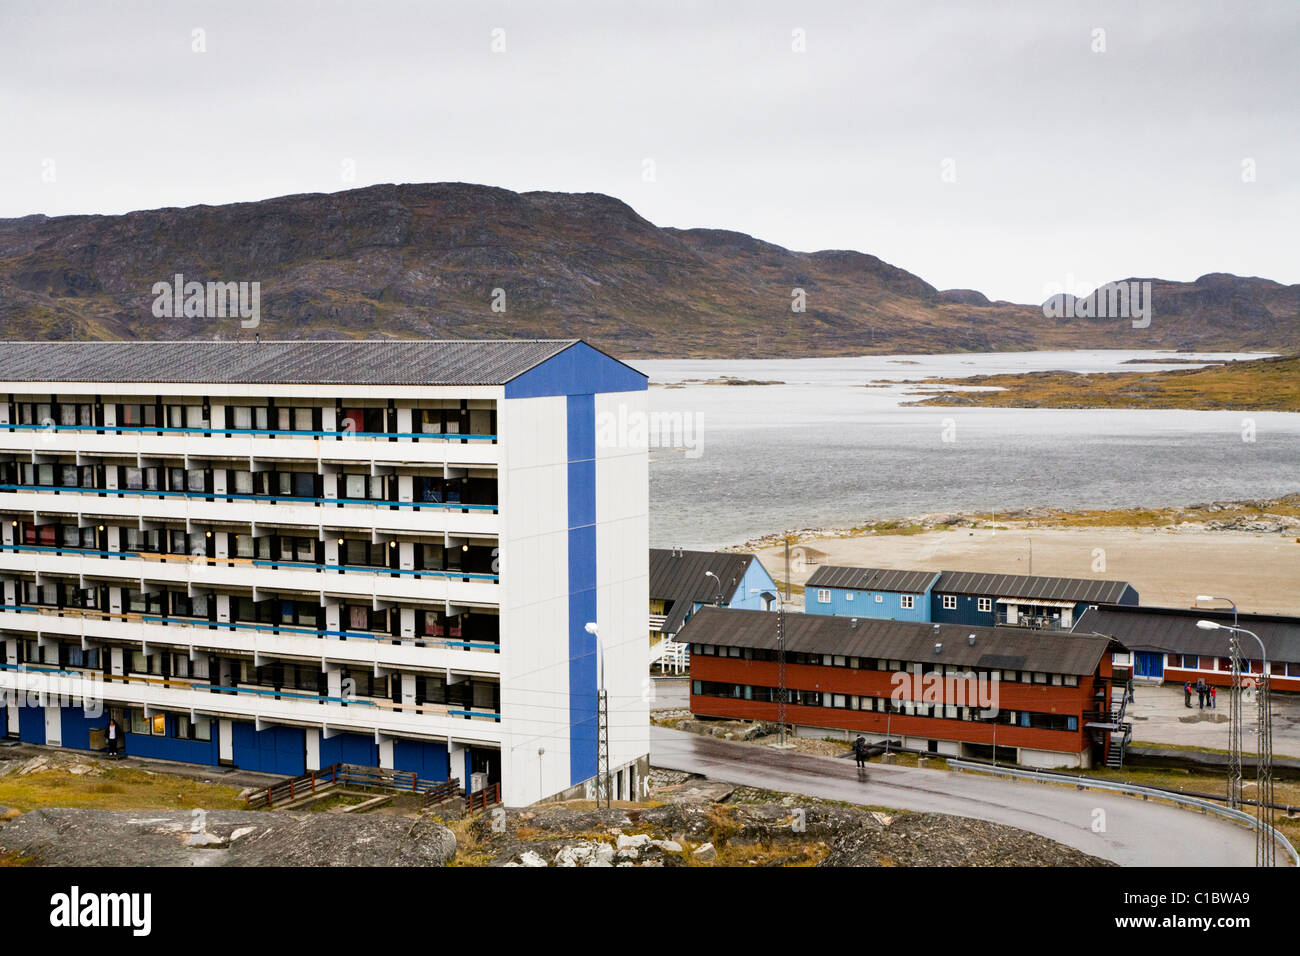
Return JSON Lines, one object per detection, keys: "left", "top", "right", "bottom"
{"left": 680, "top": 606, "right": 1113, "bottom": 675}
{"left": 1075, "top": 605, "right": 1300, "bottom": 663}
{"left": 805, "top": 565, "right": 938, "bottom": 593}
{"left": 649, "top": 548, "right": 760, "bottom": 635}
{"left": 0, "top": 340, "right": 581, "bottom": 386}
{"left": 933, "top": 571, "right": 1134, "bottom": 604}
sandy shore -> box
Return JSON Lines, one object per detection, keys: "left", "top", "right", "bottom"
{"left": 751, "top": 526, "right": 1300, "bottom": 616}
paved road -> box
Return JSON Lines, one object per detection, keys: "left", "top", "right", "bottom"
{"left": 650, "top": 726, "right": 1262, "bottom": 867}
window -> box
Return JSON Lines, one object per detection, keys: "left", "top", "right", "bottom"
{"left": 874, "top": 594, "right": 883, "bottom": 603}
{"left": 900, "top": 595, "right": 914, "bottom": 610}
{"left": 816, "top": 589, "right": 831, "bottom": 604}
{"left": 845, "top": 592, "right": 854, "bottom": 602}
{"left": 978, "top": 597, "right": 992, "bottom": 613}
{"left": 942, "top": 595, "right": 957, "bottom": 610}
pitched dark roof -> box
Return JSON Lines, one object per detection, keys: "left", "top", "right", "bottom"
{"left": 933, "top": 571, "right": 1134, "bottom": 604}
{"left": 1075, "top": 605, "right": 1300, "bottom": 663}
{"left": 649, "top": 548, "right": 759, "bottom": 635}
{"left": 0, "top": 340, "right": 583, "bottom": 386}
{"left": 679, "top": 606, "right": 1113, "bottom": 676}
{"left": 805, "top": 565, "right": 938, "bottom": 593}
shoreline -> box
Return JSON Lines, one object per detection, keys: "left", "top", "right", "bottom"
{"left": 728, "top": 494, "right": 1300, "bottom": 553}
{"left": 734, "top": 495, "right": 1300, "bottom": 616}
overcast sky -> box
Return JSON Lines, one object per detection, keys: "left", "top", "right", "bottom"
{"left": 1, "top": 0, "right": 1296, "bottom": 303}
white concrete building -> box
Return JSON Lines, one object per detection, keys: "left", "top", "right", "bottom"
{"left": 0, "top": 339, "right": 650, "bottom": 806}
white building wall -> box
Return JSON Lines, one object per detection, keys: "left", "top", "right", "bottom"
{"left": 594, "top": 390, "right": 650, "bottom": 780}
{"left": 497, "top": 394, "right": 571, "bottom": 806}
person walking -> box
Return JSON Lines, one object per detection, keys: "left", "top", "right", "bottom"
{"left": 853, "top": 735, "right": 869, "bottom": 770}
{"left": 1184, "top": 681, "right": 1193, "bottom": 708}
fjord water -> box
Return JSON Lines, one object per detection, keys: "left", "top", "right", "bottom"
{"left": 629, "top": 351, "right": 1299, "bottom": 550}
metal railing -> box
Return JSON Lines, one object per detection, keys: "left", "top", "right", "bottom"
{"left": 244, "top": 763, "right": 462, "bottom": 810}
{"left": 1, "top": 421, "right": 497, "bottom": 443}
{"left": 947, "top": 757, "right": 1298, "bottom": 866}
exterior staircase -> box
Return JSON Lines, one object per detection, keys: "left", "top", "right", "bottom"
{"left": 1085, "top": 678, "right": 1134, "bottom": 769}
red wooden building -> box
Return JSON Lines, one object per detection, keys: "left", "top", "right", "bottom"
{"left": 682, "top": 606, "right": 1125, "bottom": 769}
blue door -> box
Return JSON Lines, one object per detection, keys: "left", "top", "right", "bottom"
{"left": 1134, "top": 652, "right": 1165, "bottom": 678}
{"left": 18, "top": 705, "right": 45, "bottom": 743}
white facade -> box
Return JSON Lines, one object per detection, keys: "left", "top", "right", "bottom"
{"left": 0, "top": 340, "right": 649, "bottom": 806}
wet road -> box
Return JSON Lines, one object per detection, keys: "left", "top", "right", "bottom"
{"left": 650, "top": 726, "right": 1261, "bottom": 867}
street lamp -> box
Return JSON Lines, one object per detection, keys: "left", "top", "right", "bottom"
{"left": 1197, "top": 619, "right": 1275, "bottom": 866}
{"left": 1196, "top": 595, "right": 1238, "bottom": 628}
{"left": 704, "top": 570, "right": 723, "bottom": 606}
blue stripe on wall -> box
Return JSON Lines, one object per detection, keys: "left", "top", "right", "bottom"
{"left": 567, "top": 392, "right": 599, "bottom": 785}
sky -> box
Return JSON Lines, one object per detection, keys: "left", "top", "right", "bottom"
{"left": 1, "top": 0, "right": 1296, "bottom": 303}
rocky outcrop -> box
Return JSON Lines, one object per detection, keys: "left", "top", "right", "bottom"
{"left": 0, "top": 808, "right": 456, "bottom": 867}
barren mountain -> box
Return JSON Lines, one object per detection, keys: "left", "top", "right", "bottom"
{"left": 0, "top": 183, "right": 1295, "bottom": 356}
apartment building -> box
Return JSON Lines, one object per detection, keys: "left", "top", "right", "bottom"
{"left": 0, "top": 339, "right": 649, "bottom": 806}
{"left": 683, "top": 606, "right": 1124, "bottom": 769}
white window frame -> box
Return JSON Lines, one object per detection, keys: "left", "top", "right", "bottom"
{"left": 816, "top": 589, "right": 831, "bottom": 604}
{"left": 900, "top": 595, "right": 914, "bottom": 610}
{"left": 942, "top": 595, "right": 957, "bottom": 610}
{"left": 977, "top": 597, "right": 992, "bottom": 613}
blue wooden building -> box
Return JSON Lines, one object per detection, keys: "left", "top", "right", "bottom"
{"left": 805, "top": 565, "right": 1138, "bottom": 630}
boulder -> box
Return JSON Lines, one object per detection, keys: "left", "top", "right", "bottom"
{"left": 692, "top": 842, "right": 717, "bottom": 862}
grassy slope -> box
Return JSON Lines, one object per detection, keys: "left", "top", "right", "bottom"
{"left": 907, "top": 354, "right": 1300, "bottom": 411}
{"left": 0, "top": 766, "right": 246, "bottom": 813}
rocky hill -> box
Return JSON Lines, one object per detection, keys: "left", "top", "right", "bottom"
{"left": 1, "top": 182, "right": 1295, "bottom": 357}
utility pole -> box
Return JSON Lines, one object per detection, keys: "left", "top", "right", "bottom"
{"left": 1228, "top": 635, "right": 1244, "bottom": 809}
{"left": 597, "top": 685, "right": 610, "bottom": 808}
{"left": 1197, "top": 617, "right": 1275, "bottom": 866}
{"left": 1256, "top": 670, "right": 1274, "bottom": 867}
{"left": 586, "top": 622, "right": 610, "bottom": 808}
{"left": 776, "top": 597, "right": 787, "bottom": 748}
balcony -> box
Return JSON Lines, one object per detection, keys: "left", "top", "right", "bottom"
{"left": 0, "top": 422, "right": 500, "bottom": 469}
{"left": 0, "top": 484, "right": 498, "bottom": 537}
{"left": 0, "top": 605, "right": 501, "bottom": 674}
{"left": 0, "top": 543, "right": 501, "bottom": 607}
{"left": 0, "top": 662, "right": 504, "bottom": 743}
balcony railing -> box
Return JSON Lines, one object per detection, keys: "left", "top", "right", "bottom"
{"left": 0, "top": 483, "right": 498, "bottom": 515}
{"left": 0, "top": 603, "right": 501, "bottom": 653}
{"left": 0, "top": 542, "right": 498, "bottom": 585}
{"left": 1, "top": 422, "right": 496, "bottom": 443}
{"left": 0, "top": 661, "right": 502, "bottom": 723}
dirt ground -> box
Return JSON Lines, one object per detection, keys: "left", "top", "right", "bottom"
{"left": 756, "top": 527, "right": 1300, "bottom": 616}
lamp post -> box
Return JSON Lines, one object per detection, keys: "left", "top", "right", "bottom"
{"left": 1195, "top": 596, "right": 1241, "bottom": 808}
{"left": 584, "top": 621, "right": 610, "bottom": 808}
{"left": 1197, "top": 619, "right": 1275, "bottom": 866}
{"left": 751, "top": 587, "right": 790, "bottom": 749}
{"left": 704, "top": 570, "right": 723, "bottom": 606}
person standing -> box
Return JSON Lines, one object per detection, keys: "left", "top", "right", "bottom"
{"left": 853, "top": 735, "right": 869, "bottom": 770}
{"left": 1197, "top": 678, "right": 1207, "bottom": 710}
{"left": 106, "top": 718, "right": 119, "bottom": 757}
{"left": 1210, "top": 685, "right": 1217, "bottom": 710}
{"left": 1184, "top": 681, "right": 1193, "bottom": 708}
